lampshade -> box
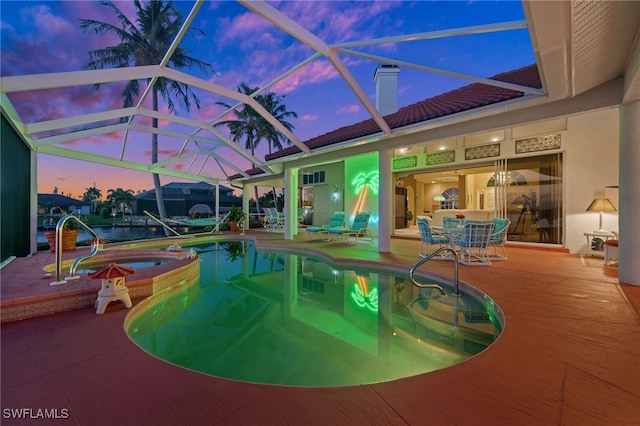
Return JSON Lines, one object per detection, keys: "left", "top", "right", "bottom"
{"left": 586, "top": 198, "right": 617, "bottom": 232}
{"left": 585, "top": 198, "right": 617, "bottom": 213}
{"left": 433, "top": 194, "right": 445, "bottom": 201}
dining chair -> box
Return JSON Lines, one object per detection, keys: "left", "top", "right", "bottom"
{"left": 488, "top": 217, "right": 511, "bottom": 260}
{"left": 453, "top": 221, "right": 495, "bottom": 265}
{"left": 417, "top": 218, "right": 449, "bottom": 257}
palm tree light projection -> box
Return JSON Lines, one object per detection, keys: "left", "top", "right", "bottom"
{"left": 350, "top": 171, "right": 379, "bottom": 217}
{"left": 350, "top": 274, "right": 378, "bottom": 312}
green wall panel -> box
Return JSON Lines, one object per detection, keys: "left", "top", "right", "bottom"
{"left": 1, "top": 115, "right": 32, "bottom": 261}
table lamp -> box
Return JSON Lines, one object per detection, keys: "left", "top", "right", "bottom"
{"left": 585, "top": 198, "right": 617, "bottom": 233}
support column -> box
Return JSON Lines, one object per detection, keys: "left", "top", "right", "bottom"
{"left": 378, "top": 148, "right": 392, "bottom": 253}
{"left": 30, "top": 151, "right": 38, "bottom": 254}
{"left": 215, "top": 183, "right": 220, "bottom": 232}
{"left": 284, "top": 167, "right": 298, "bottom": 240}
{"left": 242, "top": 183, "right": 250, "bottom": 232}
{"left": 619, "top": 101, "right": 640, "bottom": 285}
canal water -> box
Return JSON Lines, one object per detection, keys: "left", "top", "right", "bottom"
{"left": 37, "top": 225, "right": 177, "bottom": 244}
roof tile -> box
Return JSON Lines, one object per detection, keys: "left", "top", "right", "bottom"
{"left": 232, "top": 64, "right": 541, "bottom": 178}
{"left": 272, "top": 65, "right": 540, "bottom": 158}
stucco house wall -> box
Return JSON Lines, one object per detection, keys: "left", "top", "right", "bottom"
{"left": 563, "top": 108, "right": 619, "bottom": 254}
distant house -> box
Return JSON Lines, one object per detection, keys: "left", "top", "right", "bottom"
{"left": 135, "top": 182, "right": 240, "bottom": 217}
{"left": 38, "top": 194, "right": 90, "bottom": 217}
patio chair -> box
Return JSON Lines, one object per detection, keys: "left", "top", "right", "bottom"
{"left": 305, "top": 211, "right": 346, "bottom": 240}
{"left": 327, "top": 212, "right": 373, "bottom": 244}
{"left": 417, "top": 218, "right": 449, "bottom": 257}
{"left": 488, "top": 217, "right": 511, "bottom": 260}
{"left": 453, "top": 221, "right": 495, "bottom": 266}
{"left": 263, "top": 208, "right": 280, "bottom": 231}
{"left": 275, "top": 209, "right": 285, "bottom": 229}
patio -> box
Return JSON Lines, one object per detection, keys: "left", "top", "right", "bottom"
{"left": 1, "top": 231, "right": 639, "bottom": 425}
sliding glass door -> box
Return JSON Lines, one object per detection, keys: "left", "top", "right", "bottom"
{"left": 494, "top": 154, "right": 563, "bottom": 244}
{"left": 394, "top": 153, "right": 563, "bottom": 246}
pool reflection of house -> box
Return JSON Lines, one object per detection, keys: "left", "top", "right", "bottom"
{"left": 134, "top": 181, "right": 241, "bottom": 217}
{"left": 225, "top": 252, "right": 497, "bottom": 364}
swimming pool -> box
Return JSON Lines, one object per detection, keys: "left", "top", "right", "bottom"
{"left": 125, "top": 239, "right": 503, "bottom": 387}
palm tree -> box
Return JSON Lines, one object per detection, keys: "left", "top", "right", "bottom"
{"left": 215, "top": 84, "right": 296, "bottom": 215}
{"left": 255, "top": 91, "right": 296, "bottom": 207}
{"left": 106, "top": 188, "right": 136, "bottom": 221}
{"left": 82, "top": 185, "right": 102, "bottom": 214}
{"left": 80, "top": 0, "right": 214, "bottom": 233}
{"left": 256, "top": 91, "right": 297, "bottom": 155}
{"left": 215, "top": 83, "right": 263, "bottom": 215}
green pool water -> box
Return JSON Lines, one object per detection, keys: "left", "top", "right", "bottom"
{"left": 126, "top": 240, "right": 502, "bottom": 387}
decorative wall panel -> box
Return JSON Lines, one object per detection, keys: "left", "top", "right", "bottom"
{"left": 465, "top": 143, "right": 500, "bottom": 160}
{"left": 516, "top": 134, "right": 561, "bottom": 154}
{"left": 426, "top": 150, "right": 455, "bottom": 165}
{"left": 392, "top": 155, "right": 417, "bottom": 170}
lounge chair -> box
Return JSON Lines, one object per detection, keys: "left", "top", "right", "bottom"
{"left": 417, "top": 218, "right": 449, "bottom": 257}
{"left": 453, "top": 221, "right": 495, "bottom": 266}
{"left": 327, "top": 212, "right": 373, "bottom": 244}
{"left": 263, "top": 208, "right": 284, "bottom": 231}
{"left": 144, "top": 210, "right": 229, "bottom": 236}
{"left": 488, "top": 217, "right": 511, "bottom": 260}
{"left": 306, "top": 211, "right": 346, "bottom": 240}
{"left": 171, "top": 216, "right": 226, "bottom": 228}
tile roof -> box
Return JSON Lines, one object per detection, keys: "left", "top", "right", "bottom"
{"left": 38, "top": 194, "right": 85, "bottom": 206}
{"left": 135, "top": 181, "right": 234, "bottom": 199}
{"left": 265, "top": 64, "right": 541, "bottom": 162}
{"left": 88, "top": 262, "right": 135, "bottom": 279}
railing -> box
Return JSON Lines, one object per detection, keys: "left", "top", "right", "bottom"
{"left": 143, "top": 210, "right": 183, "bottom": 237}
{"left": 409, "top": 246, "right": 460, "bottom": 297}
{"left": 50, "top": 214, "right": 100, "bottom": 286}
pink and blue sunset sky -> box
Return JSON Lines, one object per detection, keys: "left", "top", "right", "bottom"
{"left": 1, "top": 0, "right": 534, "bottom": 199}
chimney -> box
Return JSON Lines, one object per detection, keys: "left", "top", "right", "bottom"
{"left": 374, "top": 64, "right": 399, "bottom": 116}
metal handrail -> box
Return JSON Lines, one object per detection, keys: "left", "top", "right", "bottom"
{"left": 50, "top": 214, "right": 100, "bottom": 286}
{"left": 409, "top": 246, "right": 460, "bottom": 297}
{"left": 143, "top": 210, "right": 183, "bottom": 236}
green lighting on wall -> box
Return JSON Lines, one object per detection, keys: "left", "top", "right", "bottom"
{"left": 350, "top": 283, "right": 378, "bottom": 312}
{"left": 350, "top": 170, "right": 379, "bottom": 216}
{"left": 351, "top": 171, "right": 379, "bottom": 195}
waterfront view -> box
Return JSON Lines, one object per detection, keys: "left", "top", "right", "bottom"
{"left": 37, "top": 225, "right": 176, "bottom": 245}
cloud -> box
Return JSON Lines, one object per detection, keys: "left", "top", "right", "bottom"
{"left": 215, "top": 11, "right": 273, "bottom": 46}
{"left": 1, "top": 3, "right": 119, "bottom": 76}
{"left": 273, "top": 59, "right": 339, "bottom": 93}
{"left": 279, "top": 1, "right": 402, "bottom": 44}
{"left": 299, "top": 114, "right": 318, "bottom": 122}
{"left": 336, "top": 104, "right": 360, "bottom": 114}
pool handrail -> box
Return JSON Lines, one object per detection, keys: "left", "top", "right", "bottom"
{"left": 143, "top": 210, "right": 184, "bottom": 237}
{"left": 51, "top": 214, "right": 100, "bottom": 286}
{"left": 409, "top": 246, "right": 460, "bottom": 297}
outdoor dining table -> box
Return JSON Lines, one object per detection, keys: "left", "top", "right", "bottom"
{"left": 432, "top": 225, "right": 465, "bottom": 247}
